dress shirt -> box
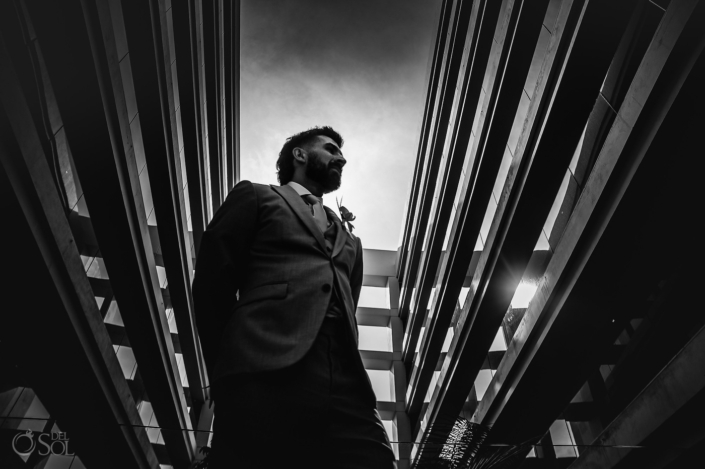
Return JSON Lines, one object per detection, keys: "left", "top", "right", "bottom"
{"left": 286, "top": 181, "right": 331, "bottom": 229}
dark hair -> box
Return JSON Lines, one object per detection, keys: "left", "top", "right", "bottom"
{"left": 277, "top": 126, "right": 344, "bottom": 184}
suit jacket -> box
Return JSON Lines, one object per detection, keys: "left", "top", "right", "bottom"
{"left": 193, "top": 180, "right": 364, "bottom": 385}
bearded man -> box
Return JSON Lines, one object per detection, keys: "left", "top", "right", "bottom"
{"left": 193, "top": 126, "right": 396, "bottom": 468}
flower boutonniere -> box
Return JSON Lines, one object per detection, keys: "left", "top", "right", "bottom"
{"left": 336, "top": 197, "right": 356, "bottom": 234}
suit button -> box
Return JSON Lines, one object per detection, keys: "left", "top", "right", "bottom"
{"left": 322, "top": 284, "right": 331, "bottom": 293}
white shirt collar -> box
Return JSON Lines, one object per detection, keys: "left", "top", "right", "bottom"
{"left": 287, "top": 181, "right": 323, "bottom": 203}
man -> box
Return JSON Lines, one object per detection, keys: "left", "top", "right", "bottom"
{"left": 193, "top": 126, "right": 396, "bottom": 468}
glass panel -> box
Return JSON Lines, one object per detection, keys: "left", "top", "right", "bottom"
{"left": 175, "top": 353, "right": 189, "bottom": 387}
{"left": 167, "top": 308, "right": 178, "bottom": 333}
{"left": 479, "top": 196, "right": 497, "bottom": 245}
{"left": 382, "top": 419, "right": 394, "bottom": 439}
{"left": 366, "top": 370, "right": 393, "bottom": 402}
{"left": 424, "top": 371, "right": 440, "bottom": 403}
{"left": 358, "top": 286, "right": 390, "bottom": 309}
{"left": 474, "top": 233, "right": 484, "bottom": 251}
{"left": 137, "top": 400, "right": 153, "bottom": 428}
{"left": 458, "top": 287, "right": 470, "bottom": 307}
{"left": 474, "top": 369, "right": 493, "bottom": 401}
{"left": 114, "top": 346, "right": 137, "bottom": 380}
{"left": 549, "top": 419, "right": 579, "bottom": 458}
{"left": 441, "top": 328, "right": 453, "bottom": 353}
{"left": 510, "top": 281, "right": 539, "bottom": 309}
{"left": 358, "top": 325, "right": 392, "bottom": 352}
{"left": 489, "top": 328, "right": 507, "bottom": 352}
{"left": 103, "top": 300, "right": 123, "bottom": 326}
{"left": 535, "top": 229, "right": 551, "bottom": 251}
{"left": 427, "top": 287, "right": 436, "bottom": 311}
{"left": 416, "top": 327, "right": 424, "bottom": 353}
{"left": 156, "top": 266, "right": 168, "bottom": 289}
{"left": 85, "top": 257, "right": 109, "bottom": 279}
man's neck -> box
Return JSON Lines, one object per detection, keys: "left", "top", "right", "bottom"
{"left": 290, "top": 176, "right": 323, "bottom": 197}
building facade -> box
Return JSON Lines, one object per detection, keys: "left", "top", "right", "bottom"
{"left": 396, "top": 0, "right": 704, "bottom": 467}
{"left": 1, "top": 0, "right": 239, "bottom": 467}
{"left": 2, "top": 0, "right": 704, "bottom": 468}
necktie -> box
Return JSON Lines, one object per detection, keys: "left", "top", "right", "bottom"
{"left": 301, "top": 194, "right": 329, "bottom": 233}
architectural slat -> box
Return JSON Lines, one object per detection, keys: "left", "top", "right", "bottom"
{"left": 413, "top": 0, "right": 639, "bottom": 458}
{"left": 411, "top": 0, "right": 553, "bottom": 440}
{"left": 401, "top": 0, "right": 473, "bottom": 372}
{"left": 404, "top": 0, "right": 505, "bottom": 425}
{"left": 570, "top": 310, "right": 705, "bottom": 468}
{"left": 231, "top": 0, "right": 241, "bottom": 184}
{"left": 115, "top": 0, "right": 208, "bottom": 421}
{"left": 397, "top": 0, "right": 453, "bottom": 283}
{"left": 471, "top": 0, "right": 704, "bottom": 445}
{"left": 220, "top": 0, "right": 234, "bottom": 192}
{"left": 171, "top": 0, "right": 208, "bottom": 253}
{"left": 22, "top": 0, "right": 196, "bottom": 465}
{"left": 0, "top": 35, "right": 157, "bottom": 467}
{"left": 398, "top": 0, "right": 462, "bottom": 320}
{"left": 201, "top": 0, "right": 223, "bottom": 213}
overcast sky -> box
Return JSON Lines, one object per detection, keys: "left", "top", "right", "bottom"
{"left": 239, "top": 0, "right": 442, "bottom": 251}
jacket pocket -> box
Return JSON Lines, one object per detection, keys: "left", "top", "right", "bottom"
{"left": 236, "top": 282, "right": 288, "bottom": 308}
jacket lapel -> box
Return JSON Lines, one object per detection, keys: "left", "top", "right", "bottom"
{"left": 324, "top": 206, "right": 348, "bottom": 258}
{"left": 271, "top": 184, "right": 328, "bottom": 253}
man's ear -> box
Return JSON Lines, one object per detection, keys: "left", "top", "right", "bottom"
{"left": 293, "top": 147, "right": 307, "bottom": 165}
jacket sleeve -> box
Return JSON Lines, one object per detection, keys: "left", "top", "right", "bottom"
{"left": 350, "top": 236, "right": 364, "bottom": 316}
{"left": 192, "top": 180, "right": 258, "bottom": 382}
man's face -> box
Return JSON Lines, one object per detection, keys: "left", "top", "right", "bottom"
{"left": 304, "top": 136, "right": 346, "bottom": 194}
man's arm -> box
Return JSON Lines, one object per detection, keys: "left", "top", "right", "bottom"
{"left": 350, "top": 237, "right": 364, "bottom": 339}
{"left": 192, "top": 180, "right": 258, "bottom": 380}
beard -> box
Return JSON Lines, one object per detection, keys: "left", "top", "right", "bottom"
{"left": 305, "top": 151, "right": 342, "bottom": 194}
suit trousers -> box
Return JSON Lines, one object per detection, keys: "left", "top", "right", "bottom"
{"left": 208, "top": 316, "right": 396, "bottom": 468}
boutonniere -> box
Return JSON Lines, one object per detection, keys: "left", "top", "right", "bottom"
{"left": 336, "top": 197, "right": 356, "bottom": 233}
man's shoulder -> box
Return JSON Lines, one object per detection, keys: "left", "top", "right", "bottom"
{"left": 232, "top": 180, "right": 281, "bottom": 197}
{"left": 233, "top": 180, "right": 268, "bottom": 190}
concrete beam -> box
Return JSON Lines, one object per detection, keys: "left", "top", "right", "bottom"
{"left": 110, "top": 0, "right": 208, "bottom": 419}
{"left": 472, "top": 0, "right": 705, "bottom": 445}
{"left": 201, "top": 0, "right": 223, "bottom": 213}
{"left": 401, "top": 0, "right": 480, "bottom": 376}
{"left": 0, "top": 31, "right": 157, "bottom": 466}
{"left": 414, "top": 0, "right": 639, "bottom": 461}
{"left": 170, "top": 0, "right": 209, "bottom": 253}
{"left": 570, "top": 320, "right": 705, "bottom": 468}
{"left": 22, "top": 0, "right": 196, "bottom": 465}
{"left": 398, "top": 0, "right": 468, "bottom": 323}
{"left": 397, "top": 0, "right": 455, "bottom": 283}
{"left": 405, "top": 0, "right": 522, "bottom": 428}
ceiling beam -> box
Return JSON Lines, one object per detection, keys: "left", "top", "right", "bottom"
{"left": 170, "top": 0, "right": 208, "bottom": 254}
{"left": 398, "top": 0, "right": 463, "bottom": 319}
{"left": 0, "top": 32, "right": 157, "bottom": 467}
{"left": 22, "top": 0, "right": 196, "bottom": 465}
{"left": 397, "top": 0, "right": 453, "bottom": 283}
{"left": 111, "top": 0, "right": 209, "bottom": 421}
{"left": 413, "top": 0, "right": 639, "bottom": 460}
{"left": 201, "top": 0, "right": 223, "bottom": 214}
{"left": 570, "top": 316, "right": 705, "bottom": 468}
{"left": 471, "top": 0, "right": 705, "bottom": 445}
{"left": 401, "top": 0, "right": 476, "bottom": 374}
{"left": 405, "top": 0, "right": 531, "bottom": 428}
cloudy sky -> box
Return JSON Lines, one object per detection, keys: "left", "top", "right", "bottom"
{"left": 239, "top": 0, "right": 442, "bottom": 251}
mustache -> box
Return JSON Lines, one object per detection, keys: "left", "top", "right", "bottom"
{"left": 328, "top": 161, "right": 344, "bottom": 172}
